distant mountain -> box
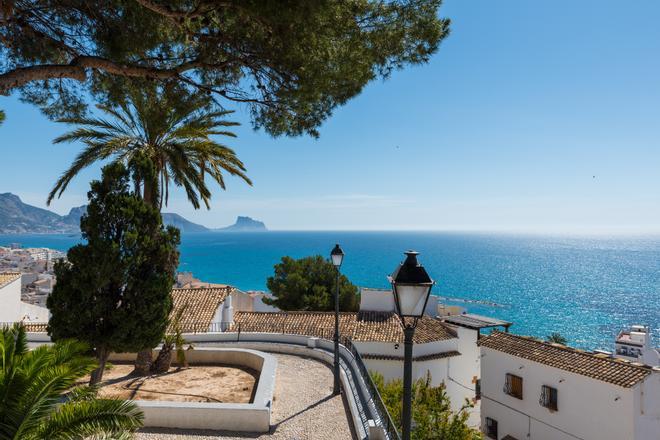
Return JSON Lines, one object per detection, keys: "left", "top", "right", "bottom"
{"left": 216, "top": 216, "right": 267, "bottom": 232}
{"left": 162, "top": 213, "right": 209, "bottom": 233}
{"left": 0, "top": 193, "right": 209, "bottom": 234}
{"left": 62, "top": 205, "right": 87, "bottom": 227}
{"left": 0, "top": 193, "right": 78, "bottom": 234}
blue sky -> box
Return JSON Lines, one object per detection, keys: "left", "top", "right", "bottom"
{"left": 1, "top": 0, "right": 659, "bottom": 232}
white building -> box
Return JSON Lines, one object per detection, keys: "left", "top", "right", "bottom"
{"left": 231, "top": 290, "right": 279, "bottom": 313}
{"left": 479, "top": 331, "right": 660, "bottom": 440}
{"left": 614, "top": 325, "right": 660, "bottom": 367}
{"left": 0, "top": 273, "right": 22, "bottom": 322}
{"left": 0, "top": 272, "right": 50, "bottom": 323}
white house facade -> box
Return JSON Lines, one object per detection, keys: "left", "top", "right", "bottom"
{"left": 0, "top": 273, "right": 22, "bottom": 322}
{"left": 0, "top": 273, "right": 50, "bottom": 323}
{"left": 479, "top": 331, "right": 660, "bottom": 440}
{"left": 614, "top": 325, "right": 660, "bottom": 367}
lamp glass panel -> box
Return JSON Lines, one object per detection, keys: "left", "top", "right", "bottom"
{"left": 395, "top": 284, "right": 431, "bottom": 317}
{"left": 331, "top": 253, "right": 344, "bottom": 267}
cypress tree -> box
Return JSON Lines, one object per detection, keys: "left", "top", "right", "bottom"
{"left": 47, "top": 162, "right": 180, "bottom": 384}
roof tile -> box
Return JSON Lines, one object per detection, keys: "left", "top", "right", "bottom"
{"left": 0, "top": 272, "right": 21, "bottom": 288}
{"left": 479, "top": 331, "right": 653, "bottom": 388}
{"left": 171, "top": 287, "right": 232, "bottom": 332}
{"left": 233, "top": 311, "right": 456, "bottom": 344}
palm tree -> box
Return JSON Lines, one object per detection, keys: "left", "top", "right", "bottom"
{"left": 546, "top": 332, "right": 568, "bottom": 345}
{"left": 47, "top": 84, "right": 251, "bottom": 209}
{"left": 0, "top": 324, "right": 143, "bottom": 439}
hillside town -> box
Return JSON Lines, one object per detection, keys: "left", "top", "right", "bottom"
{"left": 0, "top": 244, "right": 64, "bottom": 307}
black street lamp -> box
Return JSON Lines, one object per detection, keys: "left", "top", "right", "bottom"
{"left": 330, "top": 243, "right": 345, "bottom": 396}
{"left": 389, "top": 250, "right": 434, "bottom": 440}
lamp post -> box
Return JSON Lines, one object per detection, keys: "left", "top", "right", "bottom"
{"left": 330, "top": 243, "right": 345, "bottom": 396}
{"left": 389, "top": 250, "right": 434, "bottom": 440}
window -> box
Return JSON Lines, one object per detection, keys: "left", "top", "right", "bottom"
{"left": 540, "top": 385, "right": 558, "bottom": 411}
{"left": 485, "top": 417, "right": 498, "bottom": 439}
{"left": 504, "top": 373, "right": 523, "bottom": 399}
{"left": 475, "top": 379, "right": 481, "bottom": 400}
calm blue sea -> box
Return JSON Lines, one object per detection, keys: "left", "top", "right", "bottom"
{"left": 2, "top": 231, "right": 658, "bottom": 351}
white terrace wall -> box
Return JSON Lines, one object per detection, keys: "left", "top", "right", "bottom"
{"left": 183, "top": 332, "right": 388, "bottom": 439}
{"left": 480, "top": 346, "right": 643, "bottom": 440}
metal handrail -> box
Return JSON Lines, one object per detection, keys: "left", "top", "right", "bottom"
{"left": 342, "top": 336, "right": 401, "bottom": 440}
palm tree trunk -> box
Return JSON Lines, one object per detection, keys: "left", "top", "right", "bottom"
{"left": 135, "top": 169, "right": 160, "bottom": 376}
{"left": 152, "top": 343, "right": 173, "bottom": 374}
{"left": 90, "top": 345, "right": 110, "bottom": 385}
{"left": 143, "top": 177, "right": 155, "bottom": 206}
{"left": 134, "top": 349, "right": 153, "bottom": 376}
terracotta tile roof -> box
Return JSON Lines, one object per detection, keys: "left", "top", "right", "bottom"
{"left": 362, "top": 351, "right": 461, "bottom": 362}
{"left": 479, "top": 331, "right": 653, "bottom": 388}
{"left": 171, "top": 287, "right": 232, "bottom": 332}
{"left": 0, "top": 272, "right": 21, "bottom": 288}
{"left": 233, "top": 311, "right": 456, "bottom": 344}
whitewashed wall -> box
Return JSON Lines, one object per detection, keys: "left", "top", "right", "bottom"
{"left": 446, "top": 326, "right": 481, "bottom": 426}
{"left": 20, "top": 302, "right": 49, "bottom": 321}
{"left": 359, "top": 289, "right": 395, "bottom": 313}
{"left": 230, "top": 291, "right": 254, "bottom": 312}
{"left": 479, "top": 346, "right": 654, "bottom": 440}
{"left": 355, "top": 335, "right": 483, "bottom": 426}
{"left": 633, "top": 370, "right": 660, "bottom": 439}
{"left": 362, "top": 357, "right": 450, "bottom": 387}
{"left": 0, "top": 277, "right": 21, "bottom": 322}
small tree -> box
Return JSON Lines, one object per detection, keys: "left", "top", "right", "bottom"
{"left": 264, "top": 255, "right": 359, "bottom": 311}
{"left": 47, "top": 162, "right": 180, "bottom": 384}
{"left": 546, "top": 332, "right": 568, "bottom": 345}
{"left": 372, "top": 371, "right": 482, "bottom": 440}
{"left": 152, "top": 304, "right": 193, "bottom": 374}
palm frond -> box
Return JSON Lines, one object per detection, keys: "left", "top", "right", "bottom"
{"left": 50, "top": 86, "right": 250, "bottom": 210}
{"left": 36, "top": 398, "right": 143, "bottom": 440}
{"left": 47, "top": 142, "right": 123, "bottom": 204}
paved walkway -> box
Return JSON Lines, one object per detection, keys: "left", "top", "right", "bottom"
{"left": 136, "top": 353, "right": 356, "bottom": 440}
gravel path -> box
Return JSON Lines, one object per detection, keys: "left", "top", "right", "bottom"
{"left": 136, "top": 353, "right": 355, "bottom": 440}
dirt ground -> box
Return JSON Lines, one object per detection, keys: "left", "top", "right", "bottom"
{"left": 94, "top": 363, "right": 259, "bottom": 403}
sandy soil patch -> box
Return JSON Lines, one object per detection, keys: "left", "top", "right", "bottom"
{"left": 95, "top": 363, "right": 258, "bottom": 403}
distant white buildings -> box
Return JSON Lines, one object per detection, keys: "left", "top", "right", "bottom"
{"left": 614, "top": 325, "right": 660, "bottom": 367}
{"left": 479, "top": 332, "right": 660, "bottom": 440}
